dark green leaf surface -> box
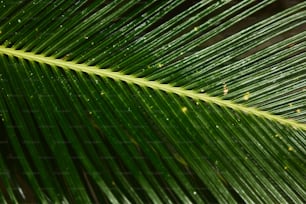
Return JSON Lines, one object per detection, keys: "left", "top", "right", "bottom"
{"left": 0, "top": 0, "right": 305, "bottom": 203}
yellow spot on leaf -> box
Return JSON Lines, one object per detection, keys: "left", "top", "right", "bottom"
{"left": 174, "top": 153, "right": 188, "bottom": 166}
{"left": 130, "top": 137, "right": 139, "bottom": 147}
{"left": 284, "top": 166, "right": 289, "bottom": 170}
{"left": 193, "top": 26, "right": 199, "bottom": 31}
{"left": 223, "top": 84, "right": 228, "bottom": 95}
{"left": 288, "top": 103, "right": 293, "bottom": 107}
{"left": 181, "top": 106, "right": 188, "bottom": 113}
{"left": 288, "top": 146, "right": 294, "bottom": 151}
{"left": 157, "top": 63, "right": 163, "bottom": 68}
{"left": 296, "top": 109, "right": 301, "bottom": 113}
{"left": 243, "top": 92, "right": 250, "bottom": 101}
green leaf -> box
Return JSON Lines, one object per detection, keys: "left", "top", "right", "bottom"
{"left": 0, "top": 0, "right": 305, "bottom": 203}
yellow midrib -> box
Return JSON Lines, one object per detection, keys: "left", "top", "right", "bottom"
{"left": 1, "top": 46, "right": 305, "bottom": 130}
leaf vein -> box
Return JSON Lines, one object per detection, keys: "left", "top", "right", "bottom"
{"left": 1, "top": 46, "right": 305, "bottom": 130}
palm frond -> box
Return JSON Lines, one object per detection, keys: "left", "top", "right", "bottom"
{"left": 0, "top": 0, "right": 305, "bottom": 203}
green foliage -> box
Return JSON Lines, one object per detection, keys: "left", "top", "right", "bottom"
{"left": 0, "top": 0, "right": 305, "bottom": 203}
